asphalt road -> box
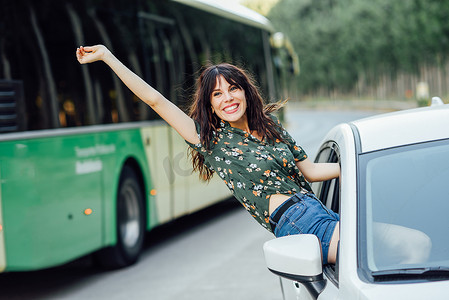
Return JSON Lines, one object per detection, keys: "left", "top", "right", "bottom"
{"left": 0, "top": 108, "right": 376, "bottom": 300}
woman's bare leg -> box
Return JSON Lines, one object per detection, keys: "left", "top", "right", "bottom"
{"left": 327, "top": 222, "right": 340, "bottom": 264}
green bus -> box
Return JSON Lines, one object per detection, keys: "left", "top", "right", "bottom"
{"left": 0, "top": 0, "right": 296, "bottom": 272}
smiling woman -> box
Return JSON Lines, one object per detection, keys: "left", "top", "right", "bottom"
{"left": 210, "top": 77, "right": 248, "bottom": 128}
{"left": 185, "top": 63, "right": 341, "bottom": 264}
{"left": 78, "top": 39, "right": 341, "bottom": 264}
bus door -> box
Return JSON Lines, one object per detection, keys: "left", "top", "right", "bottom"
{"left": 138, "top": 10, "right": 191, "bottom": 220}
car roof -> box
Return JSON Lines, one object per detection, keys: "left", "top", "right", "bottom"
{"left": 351, "top": 103, "right": 449, "bottom": 153}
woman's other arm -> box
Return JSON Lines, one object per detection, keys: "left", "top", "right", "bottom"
{"left": 296, "top": 158, "right": 340, "bottom": 182}
{"left": 76, "top": 45, "right": 200, "bottom": 144}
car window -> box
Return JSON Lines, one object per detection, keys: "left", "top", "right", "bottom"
{"left": 358, "top": 139, "right": 449, "bottom": 282}
{"left": 313, "top": 143, "right": 340, "bottom": 214}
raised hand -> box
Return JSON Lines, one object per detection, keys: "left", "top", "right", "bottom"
{"left": 74, "top": 43, "right": 198, "bottom": 144}
{"left": 76, "top": 45, "right": 110, "bottom": 64}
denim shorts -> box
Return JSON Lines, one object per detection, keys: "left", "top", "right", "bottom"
{"left": 269, "top": 192, "right": 340, "bottom": 265}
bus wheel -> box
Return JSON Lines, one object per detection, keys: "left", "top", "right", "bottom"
{"left": 95, "top": 165, "right": 145, "bottom": 269}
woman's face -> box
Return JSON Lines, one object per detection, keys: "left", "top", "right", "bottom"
{"left": 210, "top": 75, "right": 248, "bottom": 128}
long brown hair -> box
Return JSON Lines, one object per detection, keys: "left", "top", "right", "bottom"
{"left": 188, "top": 63, "right": 287, "bottom": 181}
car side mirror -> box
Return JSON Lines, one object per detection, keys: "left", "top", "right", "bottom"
{"left": 263, "top": 234, "right": 326, "bottom": 299}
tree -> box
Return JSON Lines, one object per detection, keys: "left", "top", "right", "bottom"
{"left": 268, "top": 0, "right": 449, "bottom": 99}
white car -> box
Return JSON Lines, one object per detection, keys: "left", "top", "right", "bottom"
{"left": 264, "top": 99, "right": 449, "bottom": 300}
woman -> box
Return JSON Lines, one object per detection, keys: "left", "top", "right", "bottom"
{"left": 76, "top": 45, "right": 340, "bottom": 265}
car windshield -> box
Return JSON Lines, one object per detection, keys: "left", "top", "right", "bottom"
{"left": 358, "top": 139, "right": 449, "bottom": 278}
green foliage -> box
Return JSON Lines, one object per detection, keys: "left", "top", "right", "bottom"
{"left": 268, "top": 0, "right": 449, "bottom": 95}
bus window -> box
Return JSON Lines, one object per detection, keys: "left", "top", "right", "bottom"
{"left": 1, "top": 2, "right": 57, "bottom": 130}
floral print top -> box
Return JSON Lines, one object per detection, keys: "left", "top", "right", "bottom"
{"left": 186, "top": 115, "right": 311, "bottom": 232}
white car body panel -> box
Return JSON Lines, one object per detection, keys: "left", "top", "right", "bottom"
{"left": 352, "top": 105, "right": 449, "bottom": 153}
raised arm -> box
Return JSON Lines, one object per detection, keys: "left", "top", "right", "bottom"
{"left": 296, "top": 158, "right": 340, "bottom": 182}
{"left": 76, "top": 45, "right": 200, "bottom": 144}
